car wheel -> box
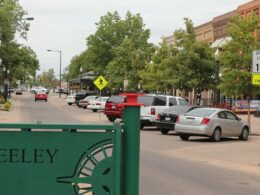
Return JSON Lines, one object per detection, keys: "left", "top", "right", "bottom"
{"left": 239, "top": 127, "right": 249, "bottom": 141}
{"left": 211, "top": 128, "right": 221, "bottom": 142}
{"left": 160, "top": 129, "right": 169, "bottom": 135}
{"left": 83, "top": 106, "right": 87, "bottom": 109}
{"left": 68, "top": 103, "right": 72, "bottom": 105}
{"left": 35, "top": 99, "right": 37, "bottom": 102}
{"left": 92, "top": 109, "right": 97, "bottom": 112}
{"left": 108, "top": 116, "right": 116, "bottom": 122}
{"left": 180, "top": 134, "right": 190, "bottom": 141}
{"left": 45, "top": 99, "right": 47, "bottom": 102}
{"left": 140, "top": 123, "right": 144, "bottom": 130}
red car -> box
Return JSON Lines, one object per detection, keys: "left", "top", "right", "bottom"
{"left": 104, "top": 95, "right": 126, "bottom": 122}
{"left": 35, "top": 92, "right": 48, "bottom": 102}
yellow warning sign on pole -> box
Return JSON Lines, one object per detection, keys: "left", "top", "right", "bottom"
{"left": 94, "top": 75, "right": 108, "bottom": 90}
{"left": 252, "top": 73, "right": 260, "bottom": 86}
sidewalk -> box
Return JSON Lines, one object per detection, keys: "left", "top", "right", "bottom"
{"left": 0, "top": 95, "right": 21, "bottom": 123}
{"left": 237, "top": 114, "right": 260, "bottom": 135}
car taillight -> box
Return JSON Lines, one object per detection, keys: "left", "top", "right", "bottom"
{"left": 201, "top": 117, "right": 210, "bottom": 125}
{"left": 176, "top": 116, "right": 179, "bottom": 123}
{"left": 157, "top": 114, "right": 160, "bottom": 120}
{"left": 151, "top": 108, "right": 155, "bottom": 115}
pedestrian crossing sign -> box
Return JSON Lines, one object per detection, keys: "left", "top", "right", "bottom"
{"left": 94, "top": 75, "right": 108, "bottom": 90}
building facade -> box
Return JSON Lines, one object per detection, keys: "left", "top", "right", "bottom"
{"left": 237, "top": 0, "right": 260, "bottom": 18}
{"left": 194, "top": 21, "right": 214, "bottom": 44}
{"left": 212, "top": 10, "right": 236, "bottom": 41}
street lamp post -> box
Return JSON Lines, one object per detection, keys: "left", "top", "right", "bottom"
{"left": 21, "top": 17, "right": 34, "bottom": 21}
{"left": 66, "top": 70, "right": 69, "bottom": 94}
{"left": 80, "top": 67, "right": 83, "bottom": 91}
{"left": 47, "top": 49, "right": 62, "bottom": 98}
{"left": 2, "top": 66, "right": 8, "bottom": 102}
{"left": 214, "top": 49, "right": 221, "bottom": 106}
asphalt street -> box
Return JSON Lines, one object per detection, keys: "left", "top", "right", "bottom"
{"left": 3, "top": 92, "right": 260, "bottom": 194}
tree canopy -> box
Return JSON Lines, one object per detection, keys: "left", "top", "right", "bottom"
{"left": 219, "top": 14, "right": 260, "bottom": 97}
{"left": 67, "top": 11, "right": 154, "bottom": 90}
{"left": 0, "top": 0, "right": 39, "bottom": 87}
{"left": 140, "top": 18, "right": 215, "bottom": 95}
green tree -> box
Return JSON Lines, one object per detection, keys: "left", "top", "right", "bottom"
{"left": 219, "top": 14, "right": 260, "bottom": 97}
{"left": 173, "top": 18, "right": 216, "bottom": 94}
{"left": 68, "top": 11, "right": 154, "bottom": 91}
{"left": 0, "top": 0, "right": 38, "bottom": 86}
{"left": 103, "top": 12, "right": 154, "bottom": 90}
{"left": 86, "top": 11, "right": 123, "bottom": 74}
{"left": 139, "top": 40, "right": 178, "bottom": 92}
{"left": 0, "top": 0, "right": 29, "bottom": 43}
{"left": 38, "top": 69, "right": 57, "bottom": 88}
{"left": 1, "top": 42, "right": 39, "bottom": 86}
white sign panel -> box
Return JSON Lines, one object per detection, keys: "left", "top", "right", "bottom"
{"left": 252, "top": 50, "right": 260, "bottom": 73}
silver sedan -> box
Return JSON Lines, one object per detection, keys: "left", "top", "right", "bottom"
{"left": 175, "top": 108, "right": 250, "bottom": 142}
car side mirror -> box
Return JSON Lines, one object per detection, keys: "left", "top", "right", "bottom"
{"left": 237, "top": 117, "right": 241, "bottom": 121}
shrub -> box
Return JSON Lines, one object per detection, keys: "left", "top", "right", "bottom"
{"left": 3, "top": 101, "right": 11, "bottom": 111}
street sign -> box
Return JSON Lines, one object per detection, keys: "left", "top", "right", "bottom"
{"left": 252, "top": 73, "right": 260, "bottom": 85}
{"left": 94, "top": 75, "right": 108, "bottom": 90}
{"left": 252, "top": 50, "right": 260, "bottom": 73}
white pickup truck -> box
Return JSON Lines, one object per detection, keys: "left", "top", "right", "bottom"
{"left": 139, "top": 95, "right": 189, "bottom": 129}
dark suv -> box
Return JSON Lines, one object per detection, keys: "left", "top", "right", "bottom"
{"left": 75, "top": 93, "right": 86, "bottom": 106}
{"left": 104, "top": 95, "right": 126, "bottom": 122}
{"left": 75, "top": 92, "right": 96, "bottom": 107}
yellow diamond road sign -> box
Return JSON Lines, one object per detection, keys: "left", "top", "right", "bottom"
{"left": 94, "top": 75, "right": 108, "bottom": 90}
{"left": 252, "top": 73, "right": 260, "bottom": 86}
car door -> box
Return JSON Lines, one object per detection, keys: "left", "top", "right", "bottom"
{"left": 224, "top": 111, "right": 242, "bottom": 136}
{"left": 216, "top": 111, "right": 230, "bottom": 137}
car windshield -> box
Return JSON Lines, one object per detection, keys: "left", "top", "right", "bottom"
{"left": 85, "top": 96, "right": 96, "bottom": 101}
{"left": 185, "top": 108, "right": 216, "bottom": 117}
{"left": 138, "top": 96, "right": 154, "bottom": 106}
{"left": 163, "top": 106, "right": 191, "bottom": 115}
{"left": 107, "top": 96, "right": 126, "bottom": 103}
{"left": 178, "top": 98, "right": 189, "bottom": 106}
{"left": 96, "top": 97, "right": 108, "bottom": 102}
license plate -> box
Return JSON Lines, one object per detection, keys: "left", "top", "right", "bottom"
{"left": 165, "top": 117, "right": 171, "bottom": 121}
{"left": 112, "top": 106, "right": 116, "bottom": 109}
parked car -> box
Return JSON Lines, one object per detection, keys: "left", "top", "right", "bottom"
{"left": 175, "top": 108, "right": 250, "bottom": 142}
{"left": 78, "top": 95, "right": 98, "bottom": 108}
{"left": 156, "top": 105, "right": 199, "bottom": 135}
{"left": 140, "top": 95, "right": 189, "bottom": 129}
{"left": 66, "top": 94, "right": 76, "bottom": 105}
{"left": 104, "top": 95, "right": 126, "bottom": 122}
{"left": 15, "top": 89, "right": 23, "bottom": 95}
{"left": 75, "top": 92, "right": 88, "bottom": 107}
{"left": 87, "top": 97, "right": 109, "bottom": 112}
{"left": 9, "top": 87, "right": 15, "bottom": 93}
{"left": 35, "top": 92, "right": 48, "bottom": 102}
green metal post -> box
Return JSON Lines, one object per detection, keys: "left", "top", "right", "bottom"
{"left": 122, "top": 94, "right": 141, "bottom": 195}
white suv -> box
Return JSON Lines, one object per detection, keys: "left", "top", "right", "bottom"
{"left": 139, "top": 95, "right": 188, "bottom": 129}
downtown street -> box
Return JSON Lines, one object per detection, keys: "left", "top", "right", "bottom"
{"left": 2, "top": 92, "right": 260, "bottom": 195}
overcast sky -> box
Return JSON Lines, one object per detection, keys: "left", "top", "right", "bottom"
{"left": 18, "top": 0, "right": 249, "bottom": 76}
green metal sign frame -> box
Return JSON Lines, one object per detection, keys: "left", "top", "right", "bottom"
{"left": 0, "top": 93, "right": 142, "bottom": 195}
{"left": 0, "top": 124, "right": 122, "bottom": 195}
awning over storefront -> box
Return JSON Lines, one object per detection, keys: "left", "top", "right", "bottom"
{"left": 69, "top": 71, "right": 96, "bottom": 83}
{"left": 211, "top": 37, "right": 232, "bottom": 48}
